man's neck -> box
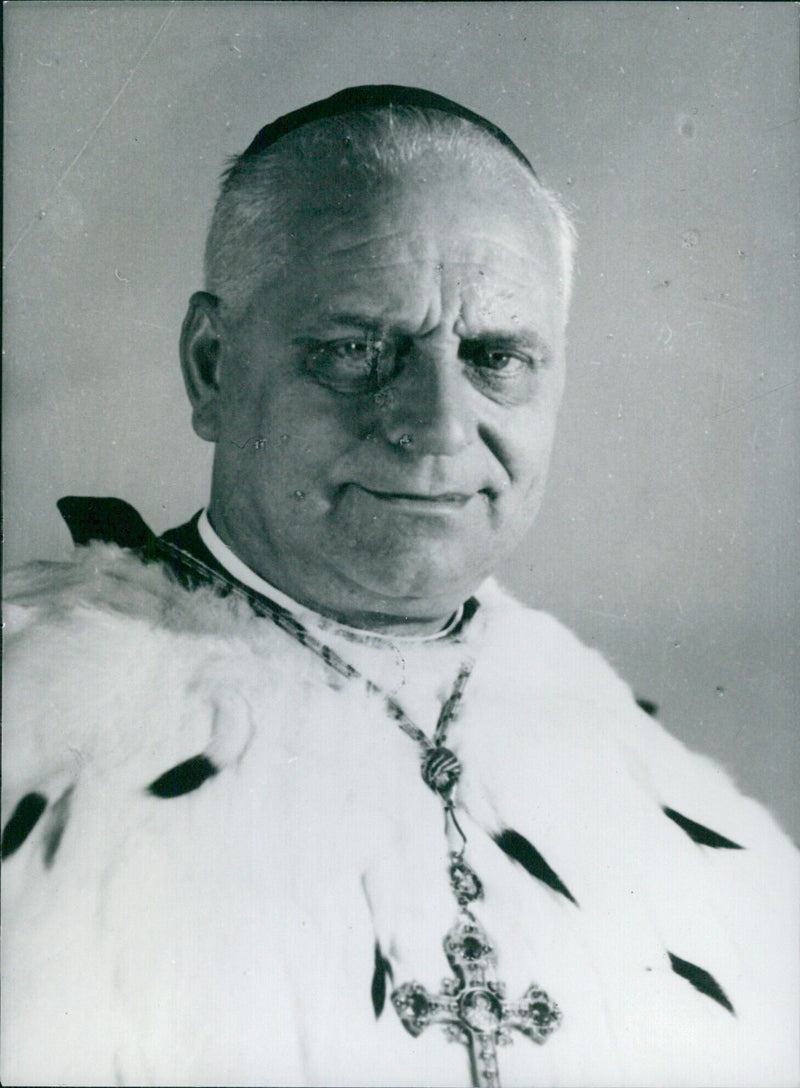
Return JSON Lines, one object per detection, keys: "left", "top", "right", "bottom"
{"left": 197, "top": 510, "right": 461, "bottom": 640}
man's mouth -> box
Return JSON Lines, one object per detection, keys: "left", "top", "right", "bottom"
{"left": 351, "top": 485, "right": 493, "bottom": 512}
{"left": 360, "top": 487, "right": 472, "bottom": 505}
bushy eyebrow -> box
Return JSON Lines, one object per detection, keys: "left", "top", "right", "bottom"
{"left": 291, "top": 314, "right": 388, "bottom": 344}
{"left": 460, "top": 328, "right": 550, "bottom": 351}
{"left": 292, "top": 315, "right": 552, "bottom": 358}
{"left": 315, "top": 313, "right": 385, "bottom": 329}
{"left": 453, "top": 327, "right": 554, "bottom": 367}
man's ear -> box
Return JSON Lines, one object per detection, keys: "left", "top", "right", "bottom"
{"left": 180, "top": 291, "right": 228, "bottom": 442}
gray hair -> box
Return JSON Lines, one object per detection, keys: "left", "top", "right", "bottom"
{"left": 204, "top": 106, "right": 577, "bottom": 327}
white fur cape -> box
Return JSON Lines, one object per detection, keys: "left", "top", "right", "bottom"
{"left": 2, "top": 544, "right": 798, "bottom": 1087}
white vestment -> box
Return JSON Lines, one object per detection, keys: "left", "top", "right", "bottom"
{"left": 2, "top": 538, "right": 798, "bottom": 1087}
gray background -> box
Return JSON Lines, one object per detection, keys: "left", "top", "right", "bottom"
{"left": 4, "top": 2, "right": 798, "bottom": 838}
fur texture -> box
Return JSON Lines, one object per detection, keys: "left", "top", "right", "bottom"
{"left": 2, "top": 545, "right": 798, "bottom": 1087}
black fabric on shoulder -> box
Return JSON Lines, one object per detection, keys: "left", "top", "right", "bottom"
{"left": 158, "top": 511, "right": 234, "bottom": 592}
{"left": 668, "top": 952, "right": 735, "bottom": 1014}
{"left": 148, "top": 756, "right": 219, "bottom": 799}
{"left": 58, "top": 498, "right": 222, "bottom": 590}
{"left": 58, "top": 496, "right": 158, "bottom": 550}
{"left": 635, "top": 697, "right": 659, "bottom": 717}
{"left": 493, "top": 828, "right": 578, "bottom": 905}
{"left": 371, "top": 941, "right": 394, "bottom": 1019}
{"left": 663, "top": 807, "right": 744, "bottom": 850}
{"left": 1, "top": 792, "right": 48, "bottom": 860}
{"left": 449, "top": 595, "right": 480, "bottom": 637}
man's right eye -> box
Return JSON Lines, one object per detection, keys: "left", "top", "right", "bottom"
{"left": 305, "top": 336, "right": 397, "bottom": 392}
{"left": 329, "top": 340, "right": 376, "bottom": 363}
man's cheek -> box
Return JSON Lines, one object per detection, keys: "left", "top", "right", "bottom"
{"left": 218, "top": 390, "right": 261, "bottom": 444}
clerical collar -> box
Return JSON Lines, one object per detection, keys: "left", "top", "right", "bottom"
{"left": 197, "top": 509, "right": 464, "bottom": 645}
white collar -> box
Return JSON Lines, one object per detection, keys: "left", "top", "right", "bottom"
{"left": 197, "top": 509, "right": 464, "bottom": 645}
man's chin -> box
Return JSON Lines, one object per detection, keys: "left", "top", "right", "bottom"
{"left": 329, "top": 544, "right": 487, "bottom": 614}
{"left": 321, "top": 495, "right": 521, "bottom": 610}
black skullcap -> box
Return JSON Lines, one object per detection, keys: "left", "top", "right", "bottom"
{"left": 241, "top": 84, "right": 537, "bottom": 177}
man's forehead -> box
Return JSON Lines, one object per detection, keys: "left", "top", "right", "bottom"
{"left": 290, "top": 156, "right": 557, "bottom": 257}
{"left": 285, "top": 178, "right": 560, "bottom": 295}
{"left": 284, "top": 233, "right": 554, "bottom": 326}
{"left": 298, "top": 230, "right": 552, "bottom": 286}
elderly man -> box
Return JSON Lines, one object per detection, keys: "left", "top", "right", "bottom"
{"left": 2, "top": 86, "right": 797, "bottom": 1088}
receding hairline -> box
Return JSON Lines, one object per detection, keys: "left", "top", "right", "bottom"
{"left": 204, "top": 106, "right": 576, "bottom": 325}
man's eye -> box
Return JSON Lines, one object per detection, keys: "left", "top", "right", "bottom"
{"left": 329, "top": 340, "right": 377, "bottom": 364}
{"left": 306, "top": 336, "right": 397, "bottom": 392}
{"left": 480, "top": 349, "right": 527, "bottom": 372}
{"left": 463, "top": 344, "right": 538, "bottom": 376}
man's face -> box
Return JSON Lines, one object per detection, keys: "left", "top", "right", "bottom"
{"left": 205, "top": 160, "right": 566, "bottom": 627}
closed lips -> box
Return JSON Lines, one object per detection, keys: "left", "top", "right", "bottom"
{"left": 358, "top": 487, "right": 472, "bottom": 504}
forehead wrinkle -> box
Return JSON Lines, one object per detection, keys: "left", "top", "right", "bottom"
{"left": 308, "top": 253, "right": 556, "bottom": 301}
{"left": 294, "top": 291, "right": 422, "bottom": 331}
{"left": 304, "top": 255, "right": 553, "bottom": 302}
{"left": 300, "top": 227, "right": 429, "bottom": 263}
{"left": 312, "top": 259, "right": 435, "bottom": 274}
{"left": 313, "top": 234, "right": 544, "bottom": 266}
{"left": 311, "top": 259, "right": 547, "bottom": 283}
{"left": 293, "top": 262, "right": 558, "bottom": 337}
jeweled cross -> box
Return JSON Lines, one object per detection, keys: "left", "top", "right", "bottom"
{"left": 391, "top": 914, "right": 562, "bottom": 1088}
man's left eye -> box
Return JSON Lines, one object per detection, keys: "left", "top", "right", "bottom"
{"left": 463, "top": 344, "right": 536, "bottom": 375}
{"left": 481, "top": 349, "right": 527, "bottom": 371}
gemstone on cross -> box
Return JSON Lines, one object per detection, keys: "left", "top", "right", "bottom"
{"left": 391, "top": 914, "right": 562, "bottom": 1088}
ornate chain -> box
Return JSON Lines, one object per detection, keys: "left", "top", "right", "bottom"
{"left": 154, "top": 535, "right": 561, "bottom": 1087}
{"left": 154, "top": 535, "right": 474, "bottom": 764}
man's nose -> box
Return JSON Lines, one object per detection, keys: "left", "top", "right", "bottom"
{"left": 372, "top": 341, "right": 474, "bottom": 456}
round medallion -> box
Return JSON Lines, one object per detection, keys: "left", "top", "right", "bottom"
{"left": 458, "top": 987, "right": 503, "bottom": 1033}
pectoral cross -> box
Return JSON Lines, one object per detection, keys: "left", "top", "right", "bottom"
{"left": 391, "top": 914, "right": 562, "bottom": 1088}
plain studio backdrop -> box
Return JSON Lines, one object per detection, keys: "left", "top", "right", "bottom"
{"left": 3, "top": 2, "right": 798, "bottom": 839}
